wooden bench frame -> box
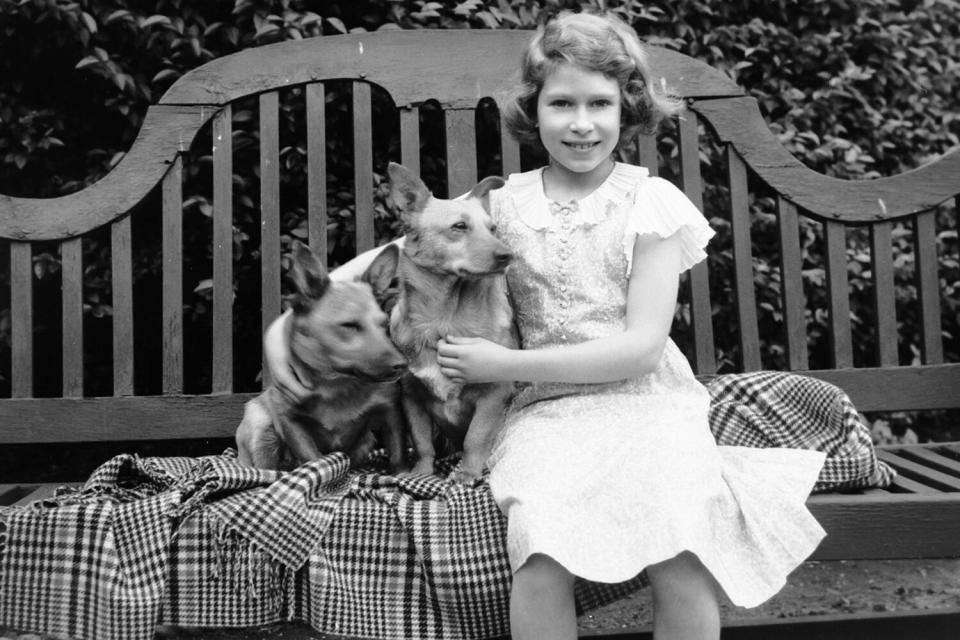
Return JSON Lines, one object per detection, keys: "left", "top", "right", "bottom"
{"left": 2, "top": 29, "right": 959, "bottom": 637}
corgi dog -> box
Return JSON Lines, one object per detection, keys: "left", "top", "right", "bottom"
{"left": 236, "top": 241, "right": 409, "bottom": 472}
{"left": 387, "top": 162, "right": 517, "bottom": 483}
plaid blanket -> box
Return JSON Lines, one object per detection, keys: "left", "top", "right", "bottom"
{"left": 0, "top": 371, "right": 891, "bottom": 640}
{"left": 705, "top": 371, "right": 895, "bottom": 492}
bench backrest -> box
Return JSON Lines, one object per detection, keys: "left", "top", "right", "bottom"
{"left": 1, "top": 30, "right": 957, "bottom": 460}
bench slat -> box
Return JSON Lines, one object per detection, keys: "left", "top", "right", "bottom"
{"left": 0, "top": 395, "right": 253, "bottom": 442}
{"left": 877, "top": 450, "right": 960, "bottom": 491}
{"left": 11, "top": 241, "right": 33, "bottom": 398}
{"left": 888, "top": 474, "right": 941, "bottom": 494}
{"left": 61, "top": 237, "right": 84, "bottom": 397}
{"left": 896, "top": 446, "right": 960, "bottom": 478}
{"left": 807, "top": 492, "right": 960, "bottom": 559}
{"left": 212, "top": 106, "right": 234, "bottom": 393}
{"left": 111, "top": 216, "right": 134, "bottom": 395}
{"left": 353, "top": 82, "right": 375, "bottom": 253}
{"left": 870, "top": 221, "right": 898, "bottom": 366}
{"left": 0, "top": 483, "right": 77, "bottom": 508}
{"left": 260, "top": 91, "right": 282, "bottom": 388}
{"left": 915, "top": 210, "right": 943, "bottom": 364}
{"left": 824, "top": 220, "right": 853, "bottom": 368}
{"left": 501, "top": 123, "right": 520, "bottom": 177}
{"left": 445, "top": 108, "right": 478, "bottom": 197}
{"left": 637, "top": 133, "right": 657, "bottom": 175}
{"left": 777, "top": 198, "right": 808, "bottom": 370}
{"left": 162, "top": 156, "right": 184, "bottom": 394}
{"left": 306, "top": 84, "right": 328, "bottom": 255}
{"left": 726, "top": 146, "right": 761, "bottom": 371}
{"left": 400, "top": 107, "right": 421, "bottom": 176}
{"left": 679, "top": 113, "right": 715, "bottom": 374}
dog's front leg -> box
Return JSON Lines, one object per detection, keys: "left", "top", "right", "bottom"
{"left": 236, "top": 396, "right": 281, "bottom": 469}
{"left": 379, "top": 401, "right": 411, "bottom": 475}
{"left": 401, "top": 392, "right": 437, "bottom": 476}
{"left": 276, "top": 415, "right": 324, "bottom": 466}
{"left": 453, "top": 385, "right": 511, "bottom": 484}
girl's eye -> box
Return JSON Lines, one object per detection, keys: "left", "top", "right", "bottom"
{"left": 341, "top": 322, "right": 361, "bottom": 333}
{"left": 549, "top": 99, "right": 571, "bottom": 108}
{"left": 452, "top": 221, "right": 468, "bottom": 231}
{"left": 592, "top": 99, "right": 613, "bottom": 108}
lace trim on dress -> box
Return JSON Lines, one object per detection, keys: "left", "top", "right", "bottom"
{"left": 502, "top": 163, "right": 714, "bottom": 275}
{"left": 506, "top": 164, "right": 650, "bottom": 230}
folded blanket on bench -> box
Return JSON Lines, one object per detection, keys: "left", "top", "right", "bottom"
{"left": 0, "top": 372, "right": 892, "bottom": 640}
{"left": 706, "top": 371, "right": 895, "bottom": 492}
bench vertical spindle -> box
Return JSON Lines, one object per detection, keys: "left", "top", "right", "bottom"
{"left": 162, "top": 156, "right": 184, "bottom": 394}
{"left": 353, "top": 82, "right": 375, "bottom": 254}
{"left": 870, "top": 221, "right": 898, "bottom": 366}
{"left": 10, "top": 242, "right": 32, "bottom": 398}
{"left": 678, "top": 113, "right": 715, "bottom": 374}
{"left": 824, "top": 220, "right": 853, "bottom": 369}
{"left": 914, "top": 210, "right": 943, "bottom": 365}
{"left": 61, "top": 237, "right": 84, "bottom": 397}
{"left": 726, "top": 147, "right": 761, "bottom": 372}
{"left": 776, "top": 198, "right": 808, "bottom": 371}
{"left": 212, "top": 106, "right": 234, "bottom": 393}
{"left": 400, "top": 107, "right": 422, "bottom": 177}
{"left": 260, "top": 91, "right": 282, "bottom": 387}
{"left": 445, "top": 108, "right": 478, "bottom": 196}
{"left": 111, "top": 217, "right": 134, "bottom": 395}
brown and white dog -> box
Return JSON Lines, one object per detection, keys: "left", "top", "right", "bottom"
{"left": 236, "top": 241, "right": 409, "bottom": 472}
{"left": 387, "top": 162, "right": 517, "bottom": 483}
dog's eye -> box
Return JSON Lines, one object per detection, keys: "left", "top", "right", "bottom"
{"left": 340, "top": 322, "right": 361, "bottom": 333}
{"left": 451, "top": 221, "right": 468, "bottom": 231}
{"left": 490, "top": 224, "right": 498, "bottom": 233}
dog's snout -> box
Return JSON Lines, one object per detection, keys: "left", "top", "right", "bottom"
{"left": 494, "top": 248, "right": 513, "bottom": 267}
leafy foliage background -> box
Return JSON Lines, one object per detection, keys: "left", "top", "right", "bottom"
{"left": 0, "top": 0, "right": 957, "bottom": 444}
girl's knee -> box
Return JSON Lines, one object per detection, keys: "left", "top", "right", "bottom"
{"left": 515, "top": 553, "right": 575, "bottom": 591}
{"left": 647, "top": 551, "right": 719, "bottom": 605}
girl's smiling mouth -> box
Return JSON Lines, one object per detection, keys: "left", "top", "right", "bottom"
{"left": 564, "top": 141, "right": 600, "bottom": 150}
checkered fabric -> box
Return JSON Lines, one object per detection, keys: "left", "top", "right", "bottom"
{"left": 705, "top": 371, "right": 896, "bottom": 492}
{"left": 0, "top": 451, "right": 642, "bottom": 640}
{"left": 0, "top": 371, "right": 891, "bottom": 639}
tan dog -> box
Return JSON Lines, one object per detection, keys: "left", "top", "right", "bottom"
{"left": 387, "top": 162, "right": 517, "bottom": 483}
{"left": 236, "top": 241, "right": 409, "bottom": 472}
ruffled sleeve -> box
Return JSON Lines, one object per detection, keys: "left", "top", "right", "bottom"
{"left": 624, "top": 176, "right": 715, "bottom": 275}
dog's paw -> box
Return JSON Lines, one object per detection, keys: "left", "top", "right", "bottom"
{"left": 406, "top": 458, "right": 436, "bottom": 477}
{"left": 446, "top": 467, "right": 484, "bottom": 487}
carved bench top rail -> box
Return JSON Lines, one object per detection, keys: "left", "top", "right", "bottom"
{"left": 7, "top": 29, "right": 956, "bottom": 241}
{"left": 695, "top": 99, "right": 960, "bottom": 222}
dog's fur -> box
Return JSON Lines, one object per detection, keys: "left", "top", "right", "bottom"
{"left": 387, "top": 162, "right": 517, "bottom": 483}
{"left": 236, "top": 241, "right": 409, "bottom": 472}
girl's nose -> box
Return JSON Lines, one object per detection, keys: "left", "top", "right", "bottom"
{"left": 570, "top": 107, "right": 593, "bottom": 133}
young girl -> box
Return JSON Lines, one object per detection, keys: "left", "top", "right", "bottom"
{"left": 265, "top": 12, "right": 826, "bottom": 640}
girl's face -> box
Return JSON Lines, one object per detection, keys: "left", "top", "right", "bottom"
{"left": 536, "top": 63, "right": 621, "bottom": 183}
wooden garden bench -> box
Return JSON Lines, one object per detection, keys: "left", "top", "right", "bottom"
{"left": 1, "top": 29, "right": 958, "bottom": 638}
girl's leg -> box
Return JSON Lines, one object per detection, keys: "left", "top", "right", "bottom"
{"left": 510, "top": 553, "right": 577, "bottom": 640}
{"left": 646, "top": 551, "right": 720, "bottom": 640}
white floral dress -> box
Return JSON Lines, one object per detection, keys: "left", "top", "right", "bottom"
{"left": 486, "top": 163, "right": 826, "bottom": 608}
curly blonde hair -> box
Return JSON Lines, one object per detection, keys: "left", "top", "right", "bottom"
{"left": 501, "top": 12, "right": 682, "bottom": 153}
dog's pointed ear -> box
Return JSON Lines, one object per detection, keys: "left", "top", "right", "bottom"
{"left": 289, "top": 240, "right": 330, "bottom": 313}
{"left": 466, "top": 175, "right": 506, "bottom": 212}
{"left": 388, "top": 162, "right": 432, "bottom": 220}
{"left": 362, "top": 244, "right": 400, "bottom": 301}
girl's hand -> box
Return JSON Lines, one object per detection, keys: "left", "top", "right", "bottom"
{"left": 437, "top": 335, "right": 512, "bottom": 384}
{"left": 263, "top": 310, "right": 313, "bottom": 402}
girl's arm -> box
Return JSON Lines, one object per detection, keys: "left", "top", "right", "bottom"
{"left": 263, "top": 238, "right": 405, "bottom": 401}
{"left": 437, "top": 232, "right": 682, "bottom": 384}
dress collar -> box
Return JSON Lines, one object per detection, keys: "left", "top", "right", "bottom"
{"left": 507, "top": 162, "right": 650, "bottom": 230}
